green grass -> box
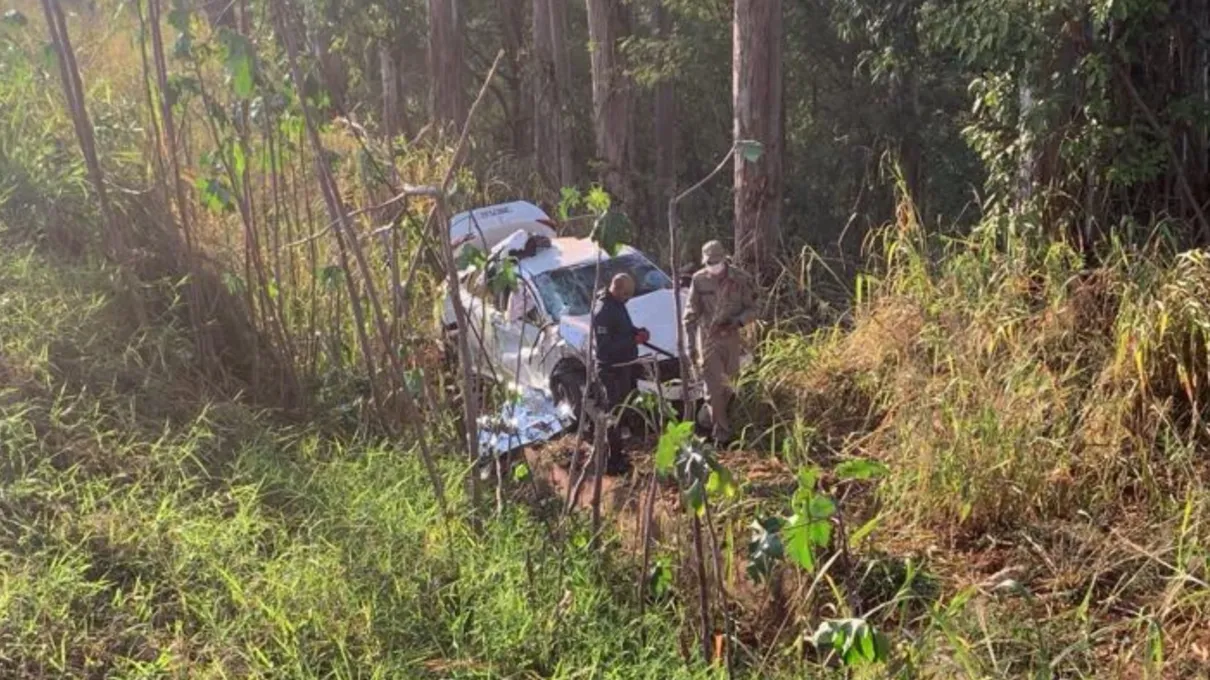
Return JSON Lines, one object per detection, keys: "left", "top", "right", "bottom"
{"left": 0, "top": 246, "right": 724, "bottom": 679}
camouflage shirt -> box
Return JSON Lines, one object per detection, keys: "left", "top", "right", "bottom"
{"left": 683, "top": 265, "right": 758, "bottom": 345}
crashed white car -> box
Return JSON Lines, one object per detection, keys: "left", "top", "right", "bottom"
{"left": 442, "top": 200, "right": 703, "bottom": 421}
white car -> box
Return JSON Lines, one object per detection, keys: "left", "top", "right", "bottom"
{"left": 441, "top": 200, "right": 703, "bottom": 418}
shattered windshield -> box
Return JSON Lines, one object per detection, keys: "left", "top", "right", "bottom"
{"left": 531, "top": 252, "right": 672, "bottom": 321}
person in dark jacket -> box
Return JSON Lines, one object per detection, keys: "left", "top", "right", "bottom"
{"left": 593, "top": 273, "right": 649, "bottom": 473}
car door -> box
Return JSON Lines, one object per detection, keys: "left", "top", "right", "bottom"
{"left": 459, "top": 270, "right": 501, "bottom": 379}
{"left": 493, "top": 280, "right": 548, "bottom": 390}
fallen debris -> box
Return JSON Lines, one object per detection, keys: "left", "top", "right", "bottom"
{"left": 477, "top": 386, "right": 576, "bottom": 458}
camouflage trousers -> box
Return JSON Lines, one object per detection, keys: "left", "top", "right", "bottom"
{"left": 699, "top": 332, "right": 741, "bottom": 442}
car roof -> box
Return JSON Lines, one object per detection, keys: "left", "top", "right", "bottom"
{"left": 518, "top": 238, "right": 641, "bottom": 277}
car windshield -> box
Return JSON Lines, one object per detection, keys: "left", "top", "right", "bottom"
{"left": 531, "top": 252, "right": 672, "bottom": 321}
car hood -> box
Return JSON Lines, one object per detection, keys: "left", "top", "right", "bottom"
{"left": 559, "top": 288, "right": 687, "bottom": 360}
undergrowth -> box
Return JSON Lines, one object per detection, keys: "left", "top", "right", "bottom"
{"left": 744, "top": 204, "right": 1210, "bottom": 676}
{"left": 0, "top": 247, "right": 714, "bottom": 679}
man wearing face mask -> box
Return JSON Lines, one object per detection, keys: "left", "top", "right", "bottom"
{"left": 593, "top": 273, "right": 650, "bottom": 473}
{"left": 683, "top": 241, "right": 757, "bottom": 445}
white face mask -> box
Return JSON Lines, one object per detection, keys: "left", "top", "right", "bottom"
{"left": 705, "top": 262, "right": 726, "bottom": 276}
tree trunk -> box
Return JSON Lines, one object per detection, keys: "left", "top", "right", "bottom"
{"left": 380, "top": 41, "right": 403, "bottom": 141}
{"left": 550, "top": 0, "right": 574, "bottom": 187}
{"left": 653, "top": 1, "right": 676, "bottom": 233}
{"left": 500, "top": 0, "right": 529, "bottom": 157}
{"left": 586, "top": 0, "right": 633, "bottom": 210}
{"left": 533, "top": 0, "right": 557, "bottom": 184}
{"left": 733, "top": 0, "right": 783, "bottom": 274}
{"left": 428, "top": 0, "right": 465, "bottom": 129}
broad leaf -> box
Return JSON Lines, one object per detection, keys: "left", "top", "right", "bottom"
{"left": 811, "top": 619, "right": 888, "bottom": 667}
{"left": 806, "top": 517, "right": 833, "bottom": 547}
{"left": 195, "top": 177, "right": 234, "bottom": 214}
{"left": 590, "top": 210, "right": 630, "bottom": 256}
{"left": 456, "top": 245, "right": 487, "bottom": 272}
{"left": 648, "top": 558, "right": 673, "bottom": 600}
{"left": 834, "top": 458, "right": 889, "bottom": 481}
{"left": 808, "top": 494, "right": 836, "bottom": 520}
{"left": 557, "top": 186, "right": 581, "bottom": 221}
{"left": 654, "top": 420, "right": 693, "bottom": 475}
{"left": 746, "top": 517, "right": 785, "bottom": 583}
{"left": 487, "top": 257, "right": 519, "bottom": 295}
{"left": 783, "top": 516, "right": 816, "bottom": 572}
{"left": 706, "top": 466, "right": 737, "bottom": 499}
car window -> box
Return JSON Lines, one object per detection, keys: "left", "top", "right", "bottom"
{"left": 530, "top": 252, "right": 672, "bottom": 321}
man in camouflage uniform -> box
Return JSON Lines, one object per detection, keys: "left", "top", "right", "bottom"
{"left": 683, "top": 241, "right": 757, "bottom": 445}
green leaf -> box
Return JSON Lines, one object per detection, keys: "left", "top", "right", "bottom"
{"left": 221, "top": 272, "right": 245, "bottom": 295}
{"left": 2, "top": 9, "right": 28, "bottom": 27}
{"left": 783, "top": 516, "right": 816, "bottom": 572}
{"left": 706, "top": 466, "right": 737, "bottom": 499}
{"left": 684, "top": 479, "right": 706, "bottom": 517}
{"left": 584, "top": 185, "right": 612, "bottom": 215}
{"left": 737, "top": 139, "right": 764, "bottom": 162}
{"left": 512, "top": 462, "right": 531, "bottom": 483}
{"left": 456, "top": 245, "right": 487, "bottom": 272}
{"left": 654, "top": 420, "right": 693, "bottom": 475}
{"left": 746, "top": 517, "right": 785, "bottom": 584}
{"left": 232, "top": 142, "right": 247, "bottom": 178}
{"left": 194, "top": 177, "right": 234, "bottom": 214}
{"left": 806, "top": 518, "right": 833, "bottom": 548}
{"left": 648, "top": 558, "right": 673, "bottom": 599}
{"left": 834, "top": 458, "right": 890, "bottom": 481}
{"left": 318, "top": 265, "right": 344, "bottom": 291}
{"left": 487, "top": 257, "right": 519, "bottom": 295}
{"left": 590, "top": 210, "right": 631, "bottom": 257}
{"left": 811, "top": 619, "right": 887, "bottom": 667}
{"left": 219, "top": 29, "right": 257, "bottom": 99}
{"left": 557, "top": 186, "right": 581, "bottom": 221}
{"left": 808, "top": 494, "right": 836, "bottom": 520}
{"left": 797, "top": 466, "right": 819, "bottom": 493}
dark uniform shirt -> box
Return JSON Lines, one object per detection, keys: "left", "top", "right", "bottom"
{"left": 592, "top": 291, "right": 639, "bottom": 371}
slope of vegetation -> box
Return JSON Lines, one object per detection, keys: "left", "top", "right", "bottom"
{"left": 0, "top": 247, "right": 705, "bottom": 678}
{"left": 2, "top": 0, "right": 1210, "bottom": 677}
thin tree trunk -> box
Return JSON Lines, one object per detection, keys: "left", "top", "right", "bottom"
{"left": 533, "top": 0, "right": 573, "bottom": 188}
{"left": 40, "top": 0, "right": 125, "bottom": 260}
{"left": 500, "top": 0, "right": 528, "bottom": 157}
{"left": 653, "top": 1, "right": 676, "bottom": 233}
{"left": 550, "top": 0, "right": 574, "bottom": 187}
{"left": 586, "top": 0, "right": 634, "bottom": 209}
{"left": 732, "top": 0, "right": 783, "bottom": 275}
{"left": 380, "top": 41, "right": 403, "bottom": 142}
{"left": 149, "top": 0, "right": 211, "bottom": 362}
{"left": 428, "top": 0, "right": 465, "bottom": 129}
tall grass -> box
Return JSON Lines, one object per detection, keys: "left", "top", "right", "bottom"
{"left": 745, "top": 199, "right": 1210, "bottom": 675}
